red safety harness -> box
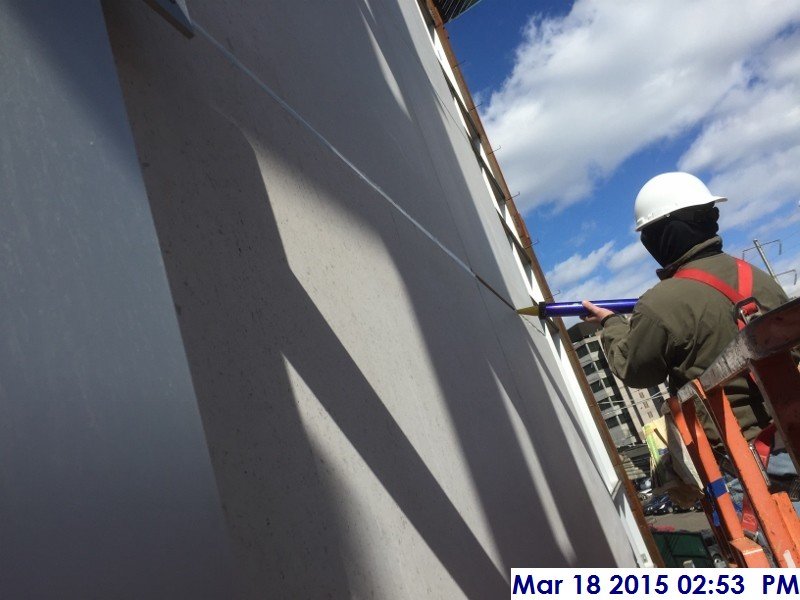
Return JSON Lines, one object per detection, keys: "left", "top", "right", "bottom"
{"left": 674, "top": 259, "right": 775, "bottom": 530}
{"left": 673, "top": 258, "right": 760, "bottom": 331}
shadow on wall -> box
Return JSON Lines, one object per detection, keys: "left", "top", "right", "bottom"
{"left": 0, "top": 0, "right": 630, "bottom": 595}
{"left": 354, "top": 0, "right": 624, "bottom": 568}
{"left": 108, "top": 0, "right": 623, "bottom": 585}
{"left": 130, "top": 99, "right": 514, "bottom": 596}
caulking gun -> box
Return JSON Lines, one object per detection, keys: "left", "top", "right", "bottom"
{"left": 516, "top": 298, "right": 638, "bottom": 319}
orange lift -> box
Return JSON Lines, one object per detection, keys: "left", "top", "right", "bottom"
{"left": 667, "top": 297, "right": 800, "bottom": 567}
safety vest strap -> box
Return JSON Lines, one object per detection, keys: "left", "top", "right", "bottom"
{"left": 673, "top": 258, "right": 758, "bottom": 330}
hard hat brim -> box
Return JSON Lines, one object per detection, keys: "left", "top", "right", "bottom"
{"left": 634, "top": 196, "right": 727, "bottom": 232}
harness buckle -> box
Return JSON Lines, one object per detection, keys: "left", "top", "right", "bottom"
{"left": 734, "top": 296, "right": 762, "bottom": 326}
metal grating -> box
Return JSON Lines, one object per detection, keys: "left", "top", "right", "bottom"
{"left": 432, "top": 0, "right": 483, "bottom": 22}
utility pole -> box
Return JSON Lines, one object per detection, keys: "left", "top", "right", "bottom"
{"left": 751, "top": 239, "right": 777, "bottom": 279}
{"left": 743, "top": 238, "right": 797, "bottom": 288}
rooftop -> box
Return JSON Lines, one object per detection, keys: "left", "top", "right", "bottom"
{"left": 567, "top": 321, "right": 601, "bottom": 344}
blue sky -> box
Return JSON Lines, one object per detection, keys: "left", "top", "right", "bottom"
{"left": 448, "top": 0, "right": 800, "bottom": 302}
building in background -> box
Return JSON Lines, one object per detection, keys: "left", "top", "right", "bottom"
{"left": 568, "top": 322, "right": 669, "bottom": 478}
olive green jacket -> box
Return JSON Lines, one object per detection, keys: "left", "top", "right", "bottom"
{"left": 601, "top": 237, "right": 789, "bottom": 442}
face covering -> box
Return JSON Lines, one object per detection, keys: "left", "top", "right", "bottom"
{"left": 640, "top": 205, "right": 721, "bottom": 268}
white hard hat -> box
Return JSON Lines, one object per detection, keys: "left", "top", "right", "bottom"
{"left": 634, "top": 172, "right": 726, "bottom": 231}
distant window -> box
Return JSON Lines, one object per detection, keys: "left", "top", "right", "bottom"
{"left": 576, "top": 345, "right": 589, "bottom": 358}
{"left": 590, "top": 380, "right": 604, "bottom": 393}
{"left": 648, "top": 386, "right": 660, "bottom": 397}
{"left": 619, "top": 411, "right": 635, "bottom": 427}
{"left": 583, "top": 363, "right": 597, "bottom": 375}
{"left": 588, "top": 341, "right": 601, "bottom": 353}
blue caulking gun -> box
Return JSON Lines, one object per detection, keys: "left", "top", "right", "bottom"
{"left": 516, "top": 298, "right": 638, "bottom": 318}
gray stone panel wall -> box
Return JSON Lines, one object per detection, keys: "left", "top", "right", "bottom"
{"left": 1, "top": 0, "right": 637, "bottom": 597}
{"left": 102, "top": 0, "right": 637, "bottom": 595}
{"left": 0, "top": 1, "right": 235, "bottom": 598}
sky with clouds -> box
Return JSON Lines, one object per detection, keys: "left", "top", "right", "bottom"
{"left": 449, "top": 0, "right": 800, "bottom": 306}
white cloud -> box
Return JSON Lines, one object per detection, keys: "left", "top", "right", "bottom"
{"left": 483, "top": 1, "right": 800, "bottom": 303}
{"left": 563, "top": 267, "right": 656, "bottom": 302}
{"left": 753, "top": 210, "right": 800, "bottom": 239}
{"left": 566, "top": 219, "right": 598, "bottom": 246}
{"left": 678, "top": 29, "right": 800, "bottom": 232}
{"left": 546, "top": 241, "right": 614, "bottom": 288}
{"left": 606, "top": 240, "right": 648, "bottom": 272}
{"left": 482, "top": 0, "right": 800, "bottom": 213}
{"left": 679, "top": 88, "right": 800, "bottom": 173}
{"left": 547, "top": 240, "right": 659, "bottom": 304}
{"left": 707, "top": 146, "right": 800, "bottom": 230}
{"left": 769, "top": 246, "right": 800, "bottom": 298}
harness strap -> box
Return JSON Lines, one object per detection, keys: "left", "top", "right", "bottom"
{"left": 673, "top": 258, "right": 758, "bottom": 330}
{"left": 675, "top": 258, "right": 771, "bottom": 470}
{"left": 674, "top": 268, "right": 744, "bottom": 303}
{"left": 754, "top": 423, "right": 776, "bottom": 467}
{"left": 737, "top": 259, "right": 753, "bottom": 300}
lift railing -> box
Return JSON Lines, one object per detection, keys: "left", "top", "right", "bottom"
{"left": 667, "top": 297, "right": 800, "bottom": 567}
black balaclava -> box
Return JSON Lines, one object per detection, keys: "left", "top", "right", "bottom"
{"left": 640, "top": 203, "right": 722, "bottom": 268}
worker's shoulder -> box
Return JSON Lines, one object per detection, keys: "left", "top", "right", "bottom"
{"left": 640, "top": 253, "right": 736, "bottom": 309}
{"left": 697, "top": 252, "right": 786, "bottom": 304}
{"left": 638, "top": 277, "right": 698, "bottom": 311}
{"left": 639, "top": 252, "right": 787, "bottom": 315}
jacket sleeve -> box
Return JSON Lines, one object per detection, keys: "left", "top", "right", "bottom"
{"left": 600, "top": 308, "right": 674, "bottom": 388}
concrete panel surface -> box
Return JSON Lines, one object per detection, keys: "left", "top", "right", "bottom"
{"left": 110, "top": 0, "right": 635, "bottom": 597}
{"left": 0, "top": 2, "right": 235, "bottom": 598}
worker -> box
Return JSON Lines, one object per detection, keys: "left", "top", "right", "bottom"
{"left": 581, "top": 172, "right": 796, "bottom": 492}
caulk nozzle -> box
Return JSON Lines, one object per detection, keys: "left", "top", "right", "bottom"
{"left": 516, "top": 305, "right": 541, "bottom": 316}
